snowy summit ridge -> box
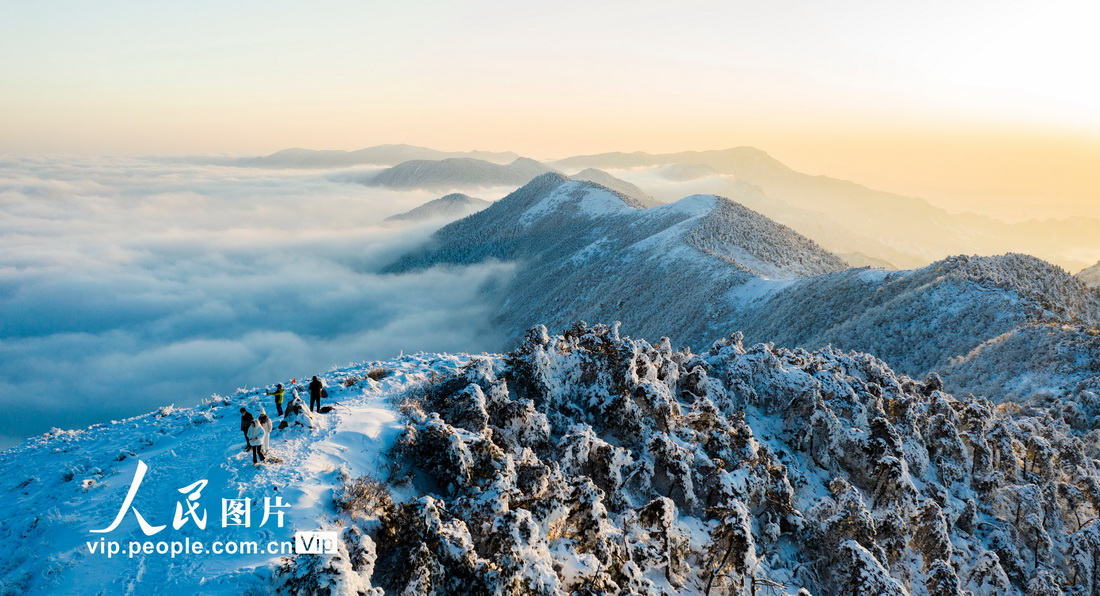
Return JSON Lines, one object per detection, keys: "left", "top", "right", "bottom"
{"left": 385, "top": 174, "right": 1100, "bottom": 403}
{"left": 386, "top": 172, "right": 846, "bottom": 348}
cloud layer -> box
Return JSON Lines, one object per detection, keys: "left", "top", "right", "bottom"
{"left": 0, "top": 157, "right": 513, "bottom": 447}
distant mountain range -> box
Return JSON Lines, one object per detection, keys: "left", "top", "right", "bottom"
{"left": 387, "top": 173, "right": 1100, "bottom": 402}
{"left": 384, "top": 193, "right": 491, "bottom": 222}
{"left": 368, "top": 157, "right": 554, "bottom": 190}
{"left": 238, "top": 144, "right": 521, "bottom": 168}
{"left": 554, "top": 147, "right": 1100, "bottom": 272}
{"left": 237, "top": 144, "right": 1100, "bottom": 271}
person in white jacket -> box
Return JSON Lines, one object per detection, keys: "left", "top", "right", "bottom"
{"left": 246, "top": 419, "right": 266, "bottom": 464}
{"left": 257, "top": 409, "right": 273, "bottom": 455}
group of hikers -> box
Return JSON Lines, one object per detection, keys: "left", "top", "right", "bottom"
{"left": 240, "top": 375, "right": 328, "bottom": 464}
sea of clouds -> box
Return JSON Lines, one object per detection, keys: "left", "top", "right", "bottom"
{"left": 0, "top": 156, "right": 515, "bottom": 448}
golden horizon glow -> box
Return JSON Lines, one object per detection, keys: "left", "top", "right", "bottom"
{"left": 2, "top": 0, "right": 1099, "bottom": 219}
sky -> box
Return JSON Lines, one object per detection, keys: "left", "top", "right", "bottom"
{"left": 2, "top": 1, "right": 1100, "bottom": 218}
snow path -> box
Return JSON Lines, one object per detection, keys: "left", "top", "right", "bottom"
{"left": 0, "top": 352, "right": 480, "bottom": 595}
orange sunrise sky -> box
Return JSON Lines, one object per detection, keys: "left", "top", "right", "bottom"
{"left": 3, "top": 0, "right": 1099, "bottom": 220}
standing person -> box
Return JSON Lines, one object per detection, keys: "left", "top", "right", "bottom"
{"left": 239, "top": 408, "right": 254, "bottom": 451}
{"left": 258, "top": 409, "right": 273, "bottom": 455}
{"left": 246, "top": 419, "right": 266, "bottom": 464}
{"left": 265, "top": 384, "right": 286, "bottom": 416}
{"left": 309, "top": 376, "right": 325, "bottom": 412}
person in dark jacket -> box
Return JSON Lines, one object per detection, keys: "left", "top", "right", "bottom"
{"left": 239, "top": 408, "right": 254, "bottom": 451}
{"left": 309, "top": 376, "right": 324, "bottom": 412}
{"left": 265, "top": 384, "right": 286, "bottom": 416}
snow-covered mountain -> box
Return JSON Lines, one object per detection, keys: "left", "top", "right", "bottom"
{"left": 569, "top": 168, "right": 663, "bottom": 208}
{"left": 385, "top": 172, "right": 847, "bottom": 348}
{"left": 238, "top": 145, "right": 521, "bottom": 168}
{"left": 384, "top": 193, "right": 491, "bottom": 223}
{"left": 739, "top": 253, "right": 1100, "bottom": 380}
{"left": 1078, "top": 261, "right": 1100, "bottom": 288}
{"left": 554, "top": 148, "right": 1100, "bottom": 272}
{"left": 368, "top": 157, "right": 555, "bottom": 190}
{"left": 385, "top": 175, "right": 1100, "bottom": 403}
{"left": 941, "top": 322, "right": 1100, "bottom": 401}
{"left": 6, "top": 324, "right": 1100, "bottom": 594}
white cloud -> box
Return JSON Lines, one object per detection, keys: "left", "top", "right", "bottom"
{"left": 0, "top": 157, "right": 514, "bottom": 446}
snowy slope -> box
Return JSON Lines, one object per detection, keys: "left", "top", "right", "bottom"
{"left": 941, "top": 322, "right": 1100, "bottom": 401}
{"left": 569, "top": 168, "right": 663, "bottom": 208}
{"left": 740, "top": 253, "right": 1100, "bottom": 380}
{"left": 384, "top": 193, "right": 491, "bottom": 223}
{"left": 0, "top": 353, "right": 478, "bottom": 595}
{"left": 7, "top": 324, "right": 1100, "bottom": 594}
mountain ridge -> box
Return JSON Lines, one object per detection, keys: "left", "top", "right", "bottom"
{"left": 368, "top": 157, "right": 555, "bottom": 190}
{"left": 386, "top": 173, "right": 847, "bottom": 350}
{"left": 385, "top": 175, "right": 1100, "bottom": 401}
{"left": 384, "top": 193, "right": 491, "bottom": 223}
{"left": 238, "top": 144, "right": 522, "bottom": 168}
{"left": 555, "top": 148, "right": 1100, "bottom": 271}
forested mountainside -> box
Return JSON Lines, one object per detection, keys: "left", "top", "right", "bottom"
{"left": 740, "top": 253, "right": 1100, "bottom": 379}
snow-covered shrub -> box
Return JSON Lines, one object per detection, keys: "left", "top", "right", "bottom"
{"left": 366, "top": 368, "right": 391, "bottom": 382}
{"left": 371, "top": 497, "right": 493, "bottom": 595}
{"left": 334, "top": 475, "right": 393, "bottom": 522}
{"left": 273, "top": 528, "right": 383, "bottom": 596}
{"left": 320, "top": 322, "right": 1100, "bottom": 594}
